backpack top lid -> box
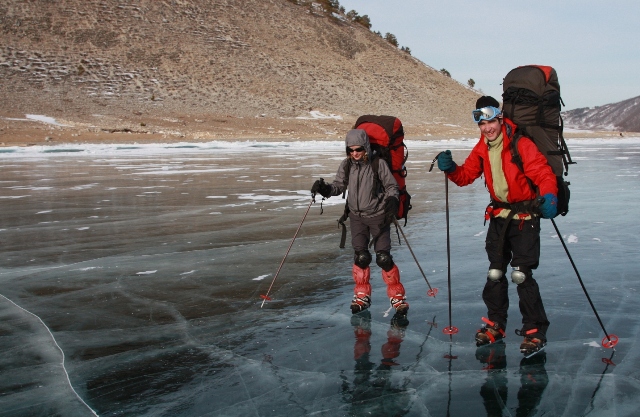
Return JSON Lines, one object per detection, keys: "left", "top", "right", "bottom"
{"left": 503, "top": 65, "right": 560, "bottom": 97}
{"left": 354, "top": 115, "right": 404, "bottom": 146}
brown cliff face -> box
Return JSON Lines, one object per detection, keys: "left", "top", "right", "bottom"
{"left": 0, "top": 0, "right": 480, "bottom": 145}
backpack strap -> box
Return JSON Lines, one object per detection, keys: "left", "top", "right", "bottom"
{"left": 509, "top": 126, "right": 538, "bottom": 196}
{"left": 370, "top": 156, "right": 382, "bottom": 195}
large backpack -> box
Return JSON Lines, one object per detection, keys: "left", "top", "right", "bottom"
{"left": 337, "top": 115, "right": 412, "bottom": 248}
{"left": 502, "top": 65, "right": 574, "bottom": 216}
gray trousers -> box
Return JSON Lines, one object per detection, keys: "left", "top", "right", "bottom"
{"left": 349, "top": 212, "right": 391, "bottom": 253}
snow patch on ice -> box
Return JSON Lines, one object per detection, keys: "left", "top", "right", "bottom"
{"left": 567, "top": 234, "right": 578, "bottom": 243}
{"left": 71, "top": 184, "right": 99, "bottom": 191}
{"left": 584, "top": 341, "right": 601, "bottom": 347}
{"left": 253, "top": 274, "right": 270, "bottom": 281}
{"left": 136, "top": 270, "right": 157, "bottom": 275}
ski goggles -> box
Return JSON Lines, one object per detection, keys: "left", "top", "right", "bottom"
{"left": 472, "top": 106, "right": 502, "bottom": 123}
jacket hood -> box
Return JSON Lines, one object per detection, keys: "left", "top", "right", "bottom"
{"left": 345, "top": 129, "right": 373, "bottom": 160}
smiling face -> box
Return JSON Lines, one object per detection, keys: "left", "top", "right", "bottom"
{"left": 347, "top": 145, "right": 366, "bottom": 161}
{"left": 478, "top": 117, "right": 503, "bottom": 141}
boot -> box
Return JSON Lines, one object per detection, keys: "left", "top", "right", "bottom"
{"left": 351, "top": 294, "right": 371, "bottom": 314}
{"left": 390, "top": 295, "right": 409, "bottom": 315}
{"left": 475, "top": 317, "right": 506, "bottom": 347}
{"left": 517, "top": 328, "right": 546, "bottom": 356}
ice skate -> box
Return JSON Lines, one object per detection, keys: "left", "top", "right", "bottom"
{"left": 516, "top": 328, "right": 547, "bottom": 357}
{"left": 475, "top": 317, "right": 506, "bottom": 347}
{"left": 390, "top": 295, "right": 409, "bottom": 316}
{"left": 350, "top": 294, "right": 371, "bottom": 314}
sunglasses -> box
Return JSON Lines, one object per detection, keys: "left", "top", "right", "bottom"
{"left": 472, "top": 106, "right": 501, "bottom": 123}
{"left": 347, "top": 146, "right": 365, "bottom": 153}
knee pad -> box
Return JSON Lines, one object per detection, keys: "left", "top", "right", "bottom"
{"left": 511, "top": 266, "right": 531, "bottom": 285}
{"left": 354, "top": 250, "right": 372, "bottom": 269}
{"left": 487, "top": 268, "right": 504, "bottom": 282}
{"left": 375, "top": 251, "right": 395, "bottom": 271}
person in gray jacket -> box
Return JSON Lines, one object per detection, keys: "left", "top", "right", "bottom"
{"left": 311, "top": 129, "right": 409, "bottom": 316}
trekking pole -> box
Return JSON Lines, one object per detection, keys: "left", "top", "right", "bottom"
{"left": 260, "top": 193, "right": 316, "bottom": 307}
{"left": 550, "top": 218, "right": 618, "bottom": 348}
{"left": 429, "top": 153, "right": 458, "bottom": 334}
{"left": 442, "top": 175, "right": 458, "bottom": 335}
{"left": 392, "top": 218, "right": 438, "bottom": 297}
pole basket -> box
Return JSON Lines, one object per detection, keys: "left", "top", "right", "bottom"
{"left": 442, "top": 326, "right": 459, "bottom": 335}
{"left": 602, "top": 334, "right": 619, "bottom": 349}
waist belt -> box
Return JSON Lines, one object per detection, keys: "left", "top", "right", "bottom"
{"left": 490, "top": 199, "right": 540, "bottom": 216}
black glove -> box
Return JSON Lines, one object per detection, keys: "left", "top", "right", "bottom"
{"left": 311, "top": 178, "right": 332, "bottom": 198}
{"left": 384, "top": 196, "right": 399, "bottom": 221}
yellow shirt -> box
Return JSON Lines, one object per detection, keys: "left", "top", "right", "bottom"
{"left": 487, "top": 133, "right": 532, "bottom": 220}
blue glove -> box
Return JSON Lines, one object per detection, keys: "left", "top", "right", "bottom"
{"left": 437, "top": 150, "right": 457, "bottom": 173}
{"left": 539, "top": 193, "right": 558, "bottom": 219}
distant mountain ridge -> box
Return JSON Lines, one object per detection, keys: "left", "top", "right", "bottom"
{"left": 562, "top": 96, "right": 640, "bottom": 133}
{"left": 0, "top": 0, "right": 480, "bottom": 134}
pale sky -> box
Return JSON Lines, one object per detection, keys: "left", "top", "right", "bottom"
{"left": 337, "top": 0, "right": 640, "bottom": 111}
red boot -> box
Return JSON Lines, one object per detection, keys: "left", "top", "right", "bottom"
{"left": 351, "top": 264, "right": 371, "bottom": 314}
{"left": 382, "top": 265, "right": 409, "bottom": 314}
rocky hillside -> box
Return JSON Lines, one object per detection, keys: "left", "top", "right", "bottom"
{"left": 563, "top": 95, "right": 640, "bottom": 133}
{"left": 0, "top": 0, "right": 481, "bottom": 144}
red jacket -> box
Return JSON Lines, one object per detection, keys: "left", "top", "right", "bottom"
{"left": 448, "top": 118, "right": 557, "bottom": 217}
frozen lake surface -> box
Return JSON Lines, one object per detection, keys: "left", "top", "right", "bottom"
{"left": 1, "top": 137, "right": 640, "bottom": 416}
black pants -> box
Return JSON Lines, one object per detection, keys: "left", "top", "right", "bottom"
{"left": 483, "top": 217, "right": 549, "bottom": 336}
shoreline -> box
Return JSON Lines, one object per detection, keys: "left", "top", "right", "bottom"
{"left": 0, "top": 113, "right": 632, "bottom": 148}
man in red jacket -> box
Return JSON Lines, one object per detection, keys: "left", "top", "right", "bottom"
{"left": 436, "top": 96, "right": 558, "bottom": 356}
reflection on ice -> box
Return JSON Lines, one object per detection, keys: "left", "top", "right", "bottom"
{"left": 1, "top": 137, "right": 640, "bottom": 416}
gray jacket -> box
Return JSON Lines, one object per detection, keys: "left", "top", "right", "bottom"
{"left": 329, "top": 129, "right": 399, "bottom": 218}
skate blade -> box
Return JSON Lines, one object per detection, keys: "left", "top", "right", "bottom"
{"left": 476, "top": 337, "right": 505, "bottom": 347}
{"left": 522, "top": 345, "right": 546, "bottom": 358}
